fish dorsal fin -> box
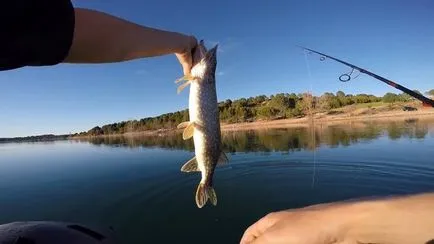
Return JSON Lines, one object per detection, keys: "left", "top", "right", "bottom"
{"left": 182, "top": 122, "right": 196, "bottom": 140}
{"left": 181, "top": 156, "right": 199, "bottom": 172}
{"left": 177, "top": 121, "right": 190, "bottom": 129}
{"left": 217, "top": 151, "right": 229, "bottom": 166}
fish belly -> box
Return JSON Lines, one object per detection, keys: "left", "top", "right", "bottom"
{"left": 189, "top": 80, "right": 220, "bottom": 183}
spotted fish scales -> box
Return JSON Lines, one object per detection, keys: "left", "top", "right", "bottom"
{"left": 176, "top": 41, "right": 228, "bottom": 208}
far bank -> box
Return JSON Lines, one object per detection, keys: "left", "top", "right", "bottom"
{"left": 72, "top": 104, "right": 434, "bottom": 139}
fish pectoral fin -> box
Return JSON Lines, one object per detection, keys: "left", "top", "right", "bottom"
{"left": 176, "top": 74, "right": 198, "bottom": 94}
{"left": 175, "top": 74, "right": 195, "bottom": 84}
{"left": 177, "top": 121, "right": 190, "bottom": 129}
{"left": 177, "top": 80, "right": 191, "bottom": 94}
{"left": 181, "top": 156, "right": 199, "bottom": 172}
{"left": 182, "top": 122, "right": 196, "bottom": 140}
{"left": 217, "top": 151, "right": 229, "bottom": 166}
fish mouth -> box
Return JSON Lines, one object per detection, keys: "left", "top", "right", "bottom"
{"left": 193, "top": 40, "right": 218, "bottom": 67}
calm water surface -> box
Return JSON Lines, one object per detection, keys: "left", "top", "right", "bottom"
{"left": 1, "top": 119, "right": 434, "bottom": 243}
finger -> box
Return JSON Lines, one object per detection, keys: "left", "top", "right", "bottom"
{"left": 175, "top": 52, "right": 192, "bottom": 75}
{"left": 249, "top": 228, "right": 283, "bottom": 244}
{"left": 191, "top": 44, "right": 202, "bottom": 66}
{"left": 240, "top": 213, "right": 282, "bottom": 244}
{"left": 248, "top": 223, "right": 299, "bottom": 244}
{"left": 184, "top": 35, "right": 197, "bottom": 73}
{"left": 335, "top": 240, "right": 358, "bottom": 244}
{"left": 250, "top": 225, "right": 329, "bottom": 244}
{"left": 182, "top": 55, "right": 192, "bottom": 75}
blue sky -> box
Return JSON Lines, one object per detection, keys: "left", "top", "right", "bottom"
{"left": 1, "top": 0, "right": 434, "bottom": 137}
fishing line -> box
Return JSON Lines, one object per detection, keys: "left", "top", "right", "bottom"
{"left": 299, "top": 46, "right": 434, "bottom": 107}
{"left": 303, "top": 50, "right": 317, "bottom": 189}
{"left": 303, "top": 50, "right": 313, "bottom": 92}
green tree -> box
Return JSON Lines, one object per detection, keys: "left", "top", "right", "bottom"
{"left": 268, "top": 93, "right": 294, "bottom": 117}
{"left": 257, "top": 106, "right": 277, "bottom": 119}
{"left": 88, "top": 126, "right": 103, "bottom": 136}
{"left": 318, "top": 92, "right": 342, "bottom": 110}
{"left": 234, "top": 105, "right": 248, "bottom": 122}
{"left": 77, "top": 91, "right": 390, "bottom": 137}
{"left": 383, "top": 93, "right": 399, "bottom": 103}
{"left": 336, "top": 91, "right": 345, "bottom": 97}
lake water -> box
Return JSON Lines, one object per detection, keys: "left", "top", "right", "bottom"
{"left": 1, "top": 118, "right": 434, "bottom": 243}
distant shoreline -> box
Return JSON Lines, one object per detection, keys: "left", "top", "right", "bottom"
{"left": 3, "top": 105, "right": 434, "bottom": 143}
{"left": 220, "top": 107, "right": 434, "bottom": 132}
{"left": 0, "top": 134, "right": 70, "bottom": 144}
{"left": 71, "top": 107, "right": 434, "bottom": 139}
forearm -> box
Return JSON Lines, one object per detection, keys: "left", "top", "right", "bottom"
{"left": 342, "top": 192, "right": 434, "bottom": 244}
{"left": 65, "top": 8, "right": 194, "bottom": 63}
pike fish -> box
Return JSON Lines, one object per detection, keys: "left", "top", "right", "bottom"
{"left": 175, "top": 41, "right": 228, "bottom": 208}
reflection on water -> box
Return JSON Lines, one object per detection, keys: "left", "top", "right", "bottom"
{"left": 75, "top": 119, "right": 432, "bottom": 152}
{"left": 1, "top": 118, "right": 434, "bottom": 244}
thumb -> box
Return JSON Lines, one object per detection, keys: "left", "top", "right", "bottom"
{"left": 250, "top": 225, "right": 340, "bottom": 244}
{"left": 175, "top": 51, "right": 192, "bottom": 76}
{"left": 335, "top": 240, "right": 359, "bottom": 244}
{"left": 248, "top": 223, "right": 305, "bottom": 244}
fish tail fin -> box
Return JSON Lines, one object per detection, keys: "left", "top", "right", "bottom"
{"left": 208, "top": 186, "right": 217, "bottom": 206}
{"left": 195, "top": 183, "right": 217, "bottom": 208}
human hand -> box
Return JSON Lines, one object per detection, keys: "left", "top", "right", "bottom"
{"left": 240, "top": 197, "right": 426, "bottom": 244}
{"left": 175, "top": 35, "right": 198, "bottom": 76}
{"left": 240, "top": 203, "right": 348, "bottom": 244}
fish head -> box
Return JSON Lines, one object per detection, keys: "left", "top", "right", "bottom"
{"left": 191, "top": 41, "right": 218, "bottom": 80}
{"left": 204, "top": 45, "right": 218, "bottom": 75}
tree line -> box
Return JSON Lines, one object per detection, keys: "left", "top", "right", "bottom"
{"left": 0, "top": 134, "right": 70, "bottom": 143}
{"left": 77, "top": 119, "right": 429, "bottom": 152}
{"left": 75, "top": 90, "right": 432, "bottom": 137}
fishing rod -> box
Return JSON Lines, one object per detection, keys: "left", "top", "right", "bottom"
{"left": 299, "top": 46, "right": 434, "bottom": 107}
